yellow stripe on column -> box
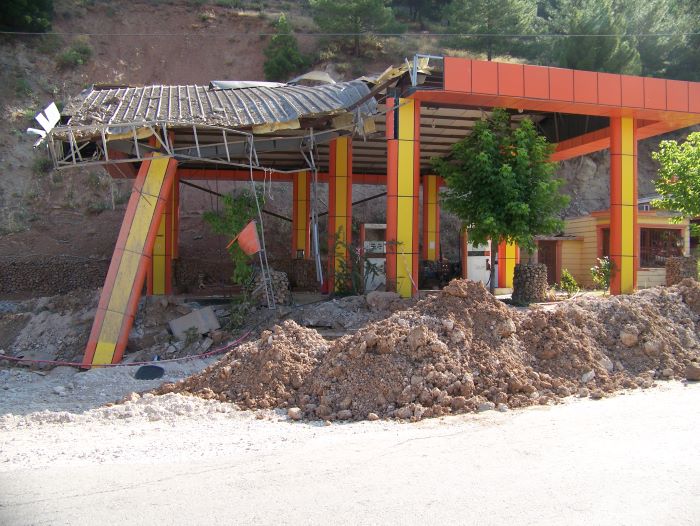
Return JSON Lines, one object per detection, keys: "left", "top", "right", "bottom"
{"left": 92, "top": 156, "right": 173, "bottom": 364}
{"left": 505, "top": 242, "right": 517, "bottom": 288}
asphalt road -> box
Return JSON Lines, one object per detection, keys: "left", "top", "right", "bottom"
{"left": 1, "top": 383, "right": 699, "bottom": 525}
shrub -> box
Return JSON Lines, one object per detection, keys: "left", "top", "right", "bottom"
{"left": 590, "top": 256, "right": 615, "bottom": 292}
{"left": 558, "top": 268, "right": 580, "bottom": 297}
{"left": 57, "top": 39, "right": 92, "bottom": 69}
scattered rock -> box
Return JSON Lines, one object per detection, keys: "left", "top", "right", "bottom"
{"left": 581, "top": 370, "right": 595, "bottom": 383}
{"left": 620, "top": 326, "right": 640, "bottom": 347}
{"left": 496, "top": 403, "right": 509, "bottom": 412}
{"left": 686, "top": 364, "right": 700, "bottom": 381}
{"left": 337, "top": 409, "right": 353, "bottom": 420}
{"left": 578, "top": 387, "right": 590, "bottom": 398}
{"left": 477, "top": 401, "right": 496, "bottom": 412}
{"left": 287, "top": 407, "right": 302, "bottom": 420}
{"left": 367, "top": 412, "right": 379, "bottom": 421}
{"left": 600, "top": 356, "right": 614, "bottom": 373}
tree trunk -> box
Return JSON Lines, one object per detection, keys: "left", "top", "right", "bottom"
{"left": 489, "top": 242, "right": 497, "bottom": 294}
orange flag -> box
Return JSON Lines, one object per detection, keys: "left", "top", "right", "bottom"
{"left": 226, "top": 220, "right": 261, "bottom": 255}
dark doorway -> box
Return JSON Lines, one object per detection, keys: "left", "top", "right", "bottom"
{"left": 538, "top": 241, "right": 558, "bottom": 285}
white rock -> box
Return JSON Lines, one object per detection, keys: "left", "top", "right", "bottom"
{"left": 442, "top": 318, "right": 454, "bottom": 331}
{"left": 477, "top": 401, "right": 496, "bottom": 412}
{"left": 496, "top": 403, "right": 509, "bottom": 412}
{"left": 52, "top": 386, "right": 66, "bottom": 396}
{"left": 600, "top": 356, "right": 614, "bottom": 373}
{"left": 581, "top": 370, "right": 596, "bottom": 383}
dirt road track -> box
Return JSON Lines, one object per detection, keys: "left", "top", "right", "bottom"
{"left": 1, "top": 383, "right": 698, "bottom": 525}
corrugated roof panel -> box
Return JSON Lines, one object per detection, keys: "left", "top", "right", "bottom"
{"left": 63, "top": 79, "right": 377, "bottom": 133}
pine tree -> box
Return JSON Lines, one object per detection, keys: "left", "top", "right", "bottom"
{"left": 310, "top": 0, "right": 401, "bottom": 57}
{"left": 0, "top": 0, "right": 53, "bottom": 32}
{"left": 443, "top": 0, "right": 537, "bottom": 60}
{"left": 263, "top": 14, "right": 307, "bottom": 82}
{"left": 544, "top": 0, "right": 641, "bottom": 74}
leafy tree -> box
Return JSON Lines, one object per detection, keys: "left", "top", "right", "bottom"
{"left": 651, "top": 132, "right": 700, "bottom": 234}
{"left": 434, "top": 109, "right": 569, "bottom": 293}
{"left": 203, "top": 191, "right": 259, "bottom": 286}
{"left": 543, "top": 0, "right": 641, "bottom": 74}
{"left": 0, "top": 0, "right": 53, "bottom": 32}
{"left": 443, "top": 0, "right": 537, "bottom": 60}
{"left": 263, "top": 14, "right": 308, "bottom": 82}
{"left": 310, "top": 0, "right": 402, "bottom": 57}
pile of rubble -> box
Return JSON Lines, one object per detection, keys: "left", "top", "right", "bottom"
{"left": 156, "top": 320, "right": 328, "bottom": 409}
{"left": 157, "top": 279, "right": 700, "bottom": 421}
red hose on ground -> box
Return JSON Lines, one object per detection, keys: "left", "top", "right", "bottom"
{"left": 0, "top": 329, "right": 253, "bottom": 369}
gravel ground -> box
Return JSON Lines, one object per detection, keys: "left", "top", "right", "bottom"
{"left": 0, "top": 382, "right": 698, "bottom": 525}
{"left": 0, "top": 359, "right": 216, "bottom": 416}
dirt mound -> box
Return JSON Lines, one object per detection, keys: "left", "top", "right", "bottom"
{"left": 156, "top": 320, "right": 329, "bottom": 409}
{"left": 155, "top": 279, "right": 700, "bottom": 421}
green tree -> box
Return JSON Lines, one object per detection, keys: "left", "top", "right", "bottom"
{"left": 443, "top": 0, "right": 537, "bottom": 60}
{"left": 263, "top": 14, "right": 308, "bottom": 82}
{"left": 310, "top": 0, "right": 402, "bottom": 57}
{"left": 0, "top": 0, "right": 53, "bottom": 32}
{"left": 651, "top": 132, "right": 700, "bottom": 233}
{"left": 203, "top": 191, "right": 259, "bottom": 286}
{"left": 543, "top": 0, "right": 641, "bottom": 74}
{"left": 665, "top": 0, "right": 700, "bottom": 81}
{"left": 434, "top": 109, "right": 569, "bottom": 293}
{"left": 391, "top": 0, "right": 449, "bottom": 28}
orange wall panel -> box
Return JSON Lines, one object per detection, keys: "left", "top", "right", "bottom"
{"left": 598, "top": 72, "right": 621, "bottom": 106}
{"left": 524, "top": 65, "right": 549, "bottom": 99}
{"left": 574, "top": 70, "right": 598, "bottom": 104}
{"left": 549, "top": 68, "right": 574, "bottom": 101}
{"left": 444, "top": 56, "right": 472, "bottom": 92}
{"left": 690, "top": 84, "right": 700, "bottom": 113}
{"left": 666, "top": 80, "right": 689, "bottom": 112}
{"left": 472, "top": 60, "right": 498, "bottom": 94}
{"left": 498, "top": 63, "right": 524, "bottom": 97}
{"left": 644, "top": 77, "right": 666, "bottom": 110}
{"left": 620, "top": 75, "right": 644, "bottom": 108}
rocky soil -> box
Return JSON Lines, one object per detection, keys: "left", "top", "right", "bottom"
{"left": 157, "top": 279, "right": 700, "bottom": 421}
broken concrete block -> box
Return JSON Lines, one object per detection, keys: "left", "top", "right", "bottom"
{"left": 169, "top": 307, "right": 221, "bottom": 341}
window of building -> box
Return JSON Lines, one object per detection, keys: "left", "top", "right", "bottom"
{"left": 640, "top": 228, "right": 683, "bottom": 268}
{"left": 599, "top": 227, "right": 683, "bottom": 268}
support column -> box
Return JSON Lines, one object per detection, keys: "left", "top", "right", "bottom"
{"left": 147, "top": 181, "right": 174, "bottom": 295}
{"left": 171, "top": 172, "right": 180, "bottom": 260}
{"left": 292, "top": 171, "right": 311, "bottom": 259}
{"left": 327, "top": 137, "right": 352, "bottom": 292}
{"left": 610, "top": 116, "right": 638, "bottom": 294}
{"left": 386, "top": 97, "right": 420, "bottom": 298}
{"left": 422, "top": 174, "right": 440, "bottom": 261}
{"left": 497, "top": 241, "right": 519, "bottom": 288}
{"left": 460, "top": 227, "right": 468, "bottom": 279}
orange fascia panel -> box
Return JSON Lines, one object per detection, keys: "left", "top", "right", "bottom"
{"left": 549, "top": 68, "right": 574, "bottom": 101}
{"left": 644, "top": 77, "right": 666, "bottom": 110}
{"left": 524, "top": 65, "right": 549, "bottom": 99}
{"left": 498, "top": 63, "right": 524, "bottom": 97}
{"left": 574, "top": 70, "right": 598, "bottom": 104}
{"left": 472, "top": 60, "right": 498, "bottom": 94}
{"left": 666, "top": 80, "right": 689, "bottom": 112}
{"left": 620, "top": 75, "right": 644, "bottom": 108}
{"left": 690, "top": 84, "right": 700, "bottom": 113}
{"left": 444, "top": 56, "right": 472, "bottom": 92}
{"left": 598, "top": 72, "right": 622, "bottom": 106}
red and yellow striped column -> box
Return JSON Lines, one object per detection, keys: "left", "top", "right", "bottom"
{"left": 422, "top": 174, "right": 440, "bottom": 261}
{"left": 84, "top": 156, "right": 178, "bottom": 366}
{"left": 386, "top": 97, "right": 420, "bottom": 297}
{"left": 610, "top": 116, "right": 638, "bottom": 294}
{"left": 327, "top": 137, "right": 352, "bottom": 291}
{"left": 497, "top": 241, "right": 519, "bottom": 288}
{"left": 292, "top": 171, "right": 311, "bottom": 259}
